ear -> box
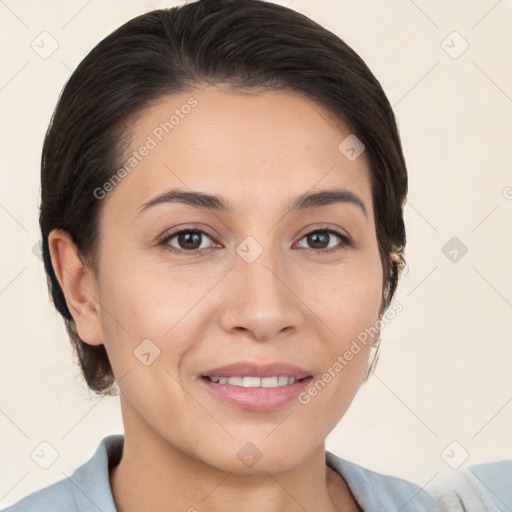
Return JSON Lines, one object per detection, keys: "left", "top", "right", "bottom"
{"left": 48, "top": 229, "right": 104, "bottom": 346}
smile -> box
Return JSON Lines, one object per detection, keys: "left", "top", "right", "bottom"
{"left": 205, "top": 376, "right": 297, "bottom": 387}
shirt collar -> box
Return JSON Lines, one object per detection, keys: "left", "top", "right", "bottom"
{"left": 68, "top": 434, "right": 122, "bottom": 512}
{"left": 68, "top": 435, "right": 437, "bottom": 512}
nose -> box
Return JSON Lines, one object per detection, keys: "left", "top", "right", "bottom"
{"left": 219, "top": 247, "right": 305, "bottom": 342}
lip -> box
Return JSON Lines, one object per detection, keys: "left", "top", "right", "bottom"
{"left": 201, "top": 361, "right": 312, "bottom": 380}
{"left": 200, "top": 361, "right": 313, "bottom": 412}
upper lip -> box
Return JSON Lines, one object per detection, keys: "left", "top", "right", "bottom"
{"left": 202, "top": 361, "right": 312, "bottom": 380}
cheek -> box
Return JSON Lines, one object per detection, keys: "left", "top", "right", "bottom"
{"left": 296, "top": 268, "right": 381, "bottom": 425}
{"left": 96, "top": 261, "right": 227, "bottom": 390}
{"left": 298, "top": 258, "right": 383, "bottom": 404}
{"left": 99, "top": 262, "right": 212, "bottom": 336}
{"left": 299, "top": 257, "right": 383, "bottom": 341}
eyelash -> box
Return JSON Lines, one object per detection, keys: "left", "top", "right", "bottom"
{"left": 158, "top": 226, "right": 351, "bottom": 256}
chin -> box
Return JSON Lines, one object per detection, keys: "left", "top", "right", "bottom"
{"left": 197, "top": 431, "right": 322, "bottom": 476}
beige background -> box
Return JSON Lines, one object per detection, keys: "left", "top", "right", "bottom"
{"left": 1, "top": 0, "right": 511, "bottom": 507}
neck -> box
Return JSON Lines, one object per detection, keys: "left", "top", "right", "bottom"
{"left": 109, "top": 397, "right": 359, "bottom": 512}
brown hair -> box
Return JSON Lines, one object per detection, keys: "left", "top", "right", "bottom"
{"left": 40, "top": 0, "right": 407, "bottom": 395}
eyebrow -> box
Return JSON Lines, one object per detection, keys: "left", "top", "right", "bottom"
{"left": 136, "top": 187, "right": 367, "bottom": 218}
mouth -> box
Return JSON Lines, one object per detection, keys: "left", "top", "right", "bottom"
{"left": 202, "top": 375, "right": 309, "bottom": 387}
{"left": 199, "top": 361, "right": 313, "bottom": 412}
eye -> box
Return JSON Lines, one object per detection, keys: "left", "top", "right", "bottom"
{"left": 159, "top": 229, "right": 216, "bottom": 255}
{"left": 159, "top": 226, "right": 351, "bottom": 256}
{"left": 295, "top": 228, "right": 350, "bottom": 254}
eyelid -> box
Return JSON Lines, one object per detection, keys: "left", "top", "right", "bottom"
{"left": 295, "top": 223, "right": 351, "bottom": 242}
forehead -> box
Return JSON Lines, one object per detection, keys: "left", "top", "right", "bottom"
{"left": 105, "top": 85, "right": 373, "bottom": 219}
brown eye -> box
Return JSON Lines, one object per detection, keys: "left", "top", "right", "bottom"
{"left": 161, "top": 229, "right": 215, "bottom": 254}
{"left": 296, "top": 229, "right": 350, "bottom": 253}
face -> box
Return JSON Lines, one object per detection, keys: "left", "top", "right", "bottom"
{"left": 83, "top": 86, "right": 384, "bottom": 473}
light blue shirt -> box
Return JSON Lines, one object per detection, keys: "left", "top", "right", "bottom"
{"left": 426, "top": 458, "right": 512, "bottom": 511}
{"left": 2, "top": 434, "right": 441, "bottom": 511}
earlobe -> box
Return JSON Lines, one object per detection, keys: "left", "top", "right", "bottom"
{"left": 48, "top": 229, "right": 104, "bottom": 346}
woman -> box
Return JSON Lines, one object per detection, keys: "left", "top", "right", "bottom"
{"left": 4, "top": 0, "right": 439, "bottom": 510}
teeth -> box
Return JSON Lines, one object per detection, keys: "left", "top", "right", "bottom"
{"left": 261, "top": 377, "right": 278, "bottom": 387}
{"left": 208, "top": 376, "right": 297, "bottom": 387}
{"left": 243, "top": 376, "right": 261, "bottom": 388}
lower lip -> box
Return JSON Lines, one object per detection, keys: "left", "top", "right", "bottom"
{"left": 200, "top": 377, "right": 313, "bottom": 412}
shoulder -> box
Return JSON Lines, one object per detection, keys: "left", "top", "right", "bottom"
{"left": 2, "top": 435, "right": 123, "bottom": 512}
{"left": 326, "top": 451, "right": 439, "bottom": 512}
{"left": 426, "top": 459, "right": 512, "bottom": 512}
{"left": 1, "top": 478, "right": 76, "bottom": 512}
{"left": 468, "top": 458, "right": 512, "bottom": 500}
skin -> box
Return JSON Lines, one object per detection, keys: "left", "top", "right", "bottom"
{"left": 49, "top": 85, "right": 386, "bottom": 512}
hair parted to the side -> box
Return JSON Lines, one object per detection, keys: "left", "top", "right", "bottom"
{"left": 40, "top": 0, "right": 408, "bottom": 395}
